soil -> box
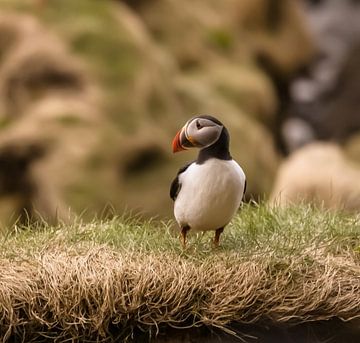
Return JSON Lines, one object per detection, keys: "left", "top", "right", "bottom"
{"left": 134, "top": 319, "right": 360, "bottom": 343}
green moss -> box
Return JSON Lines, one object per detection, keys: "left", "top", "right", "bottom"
{"left": 85, "top": 152, "right": 107, "bottom": 170}
{"left": 56, "top": 114, "right": 84, "bottom": 126}
{"left": 0, "top": 0, "right": 33, "bottom": 12}
{"left": 37, "top": 0, "right": 114, "bottom": 24}
{"left": 0, "top": 117, "right": 11, "bottom": 129}
{"left": 0, "top": 0, "right": 141, "bottom": 100}
{"left": 7, "top": 0, "right": 142, "bottom": 127}
{"left": 206, "top": 28, "right": 234, "bottom": 52}
{"left": 71, "top": 29, "right": 139, "bottom": 88}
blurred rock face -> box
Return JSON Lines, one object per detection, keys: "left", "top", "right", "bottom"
{"left": 0, "top": 0, "right": 358, "bottom": 221}
{"left": 283, "top": 0, "right": 360, "bottom": 151}
{"left": 271, "top": 0, "right": 360, "bottom": 212}
{"left": 0, "top": 0, "right": 314, "bottom": 223}
{"left": 0, "top": 12, "right": 101, "bottom": 224}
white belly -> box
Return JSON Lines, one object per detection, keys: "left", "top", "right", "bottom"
{"left": 174, "top": 158, "right": 246, "bottom": 231}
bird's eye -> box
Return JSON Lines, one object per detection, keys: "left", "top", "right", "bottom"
{"left": 196, "top": 120, "right": 202, "bottom": 130}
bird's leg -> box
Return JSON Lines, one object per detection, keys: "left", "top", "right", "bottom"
{"left": 214, "top": 227, "right": 224, "bottom": 248}
{"left": 180, "top": 225, "right": 190, "bottom": 248}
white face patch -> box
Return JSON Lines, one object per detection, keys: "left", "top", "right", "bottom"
{"left": 185, "top": 118, "right": 223, "bottom": 148}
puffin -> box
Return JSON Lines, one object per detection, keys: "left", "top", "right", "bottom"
{"left": 170, "top": 115, "right": 246, "bottom": 248}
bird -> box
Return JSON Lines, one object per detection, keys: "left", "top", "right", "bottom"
{"left": 170, "top": 115, "right": 246, "bottom": 248}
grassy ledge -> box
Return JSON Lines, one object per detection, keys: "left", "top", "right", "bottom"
{"left": 0, "top": 204, "right": 359, "bottom": 341}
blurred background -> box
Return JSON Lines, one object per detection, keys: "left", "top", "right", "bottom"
{"left": 0, "top": 0, "right": 359, "bottom": 226}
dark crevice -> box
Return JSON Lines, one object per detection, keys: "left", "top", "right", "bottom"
{"left": 0, "top": 144, "right": 45, "bottom": 223}
{"left": 122, "top": 146, "right": 166, "bottom": 177}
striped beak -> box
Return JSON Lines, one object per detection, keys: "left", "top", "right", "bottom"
{"left": 172, "top": 125, "right": 195, "bottom": 153}
{"left": 172, "top": 126, "right": 186, "bottom": 153}
{"left": 172, "top": 129, "right": 186, "bottom": 153}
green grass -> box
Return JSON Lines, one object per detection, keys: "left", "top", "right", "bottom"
{"left": 0, "top": 204, "right": 359, "bottom": 341}
{"left": 2, "top": 203, "right": 359, "bottom": 259}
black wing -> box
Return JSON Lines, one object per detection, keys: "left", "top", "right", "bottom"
{"left": 170, "top": 161, "right": 194, "bottom": 201}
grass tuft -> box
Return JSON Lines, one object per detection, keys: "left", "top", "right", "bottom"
{"left": 0, "top": 204, "right": 359, "bottom": 341}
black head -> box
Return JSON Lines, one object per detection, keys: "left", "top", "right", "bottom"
{"left": 172, "top": 115, "right": 231, "bottom": 163}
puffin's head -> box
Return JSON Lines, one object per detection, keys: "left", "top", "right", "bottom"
{"left": 172, "top": 115, "right": 224, "bottom": 153}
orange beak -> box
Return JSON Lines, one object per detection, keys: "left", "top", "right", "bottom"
{"left": 172, "top": 129, "right": 186, "bottom": 153}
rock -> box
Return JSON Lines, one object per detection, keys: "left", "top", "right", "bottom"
{"left": 196, "top": 63, "right": 278, "bottom": 127}
{"left": 281, "top": 117, "right": 315, "bottom": 153}
{"left": 137, "top": 0, "right": 313, "bottom": 75}
{"left": 344, "top": 133, "right": 360, "bottom": 164}
{"left": 244, "top": 0, "right": 314, "bottom": 77}
{"left": 0, "top": 13, "right": 94, "bottom": 118}
{"left": 283, "top": 0, "right": 360, "bottom": 149}
{"left": 270, "top": 143, "right": 360, "bottom": 211}
{"left": 0, "top": 12, "right": 101, "bottom": 223}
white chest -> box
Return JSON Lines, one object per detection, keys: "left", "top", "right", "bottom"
{"left": 174, "top": 159, "right": 246, "bottom": 231}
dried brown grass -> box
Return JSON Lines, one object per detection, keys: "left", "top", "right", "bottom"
{"left": 0, "top": 206, "right": 359, "bottom": 342}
